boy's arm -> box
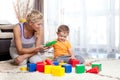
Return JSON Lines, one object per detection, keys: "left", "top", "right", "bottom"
{"left": 67, "top": 41, "right": 75, "bottom": 59}
{"left": 68, "top": 49, "right": 76, "bottom": 59}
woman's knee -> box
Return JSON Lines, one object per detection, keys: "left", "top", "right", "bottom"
{"left": 29, "top": 55, "right": 43, "bottom": 63}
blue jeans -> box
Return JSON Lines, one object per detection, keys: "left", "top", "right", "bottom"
{"left": 54, "top": 55, "right": 85, "bottom": 64}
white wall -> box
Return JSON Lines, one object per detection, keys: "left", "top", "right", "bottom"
{"left": 0, "top": 0, "right": 18, "bottom": 24}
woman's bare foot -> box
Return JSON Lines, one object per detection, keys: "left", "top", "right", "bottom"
{"left": 14, "top": 55, "right": 26, "bottom": 65}
{"left": 14, "top": 54, "right": 33, "bottom": 65}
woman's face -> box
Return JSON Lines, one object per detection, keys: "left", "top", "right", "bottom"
{"left": 30, "top": 19, "right": 43, "bottom": 31}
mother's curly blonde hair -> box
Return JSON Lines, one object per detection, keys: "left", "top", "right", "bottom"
{"left": 26, "top": 10, "right": 43, "bottom": 23}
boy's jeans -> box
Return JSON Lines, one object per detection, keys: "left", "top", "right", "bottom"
{"left": 54, "top": 55, "right": 85, "bottom": 64}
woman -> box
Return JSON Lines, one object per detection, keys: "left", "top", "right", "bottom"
{"left": 10, "top": 10, "right": 47, "bottom": 65}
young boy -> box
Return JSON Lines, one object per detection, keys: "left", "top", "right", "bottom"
{"left": 52, "top": 25, "right": 91, "bottom": 66}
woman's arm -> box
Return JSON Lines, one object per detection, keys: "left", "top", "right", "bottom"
{"left": 35, "top": 26, "right": 44, "bottom": 47}
{"left": 34, "top": 26, "right": 49, "bottom": 50}
{"left": 14, "top": 24, "right": 39, "bottom": 55}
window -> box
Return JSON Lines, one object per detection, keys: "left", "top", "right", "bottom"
{"left": 0, "top": 0, "right": 18, "bottom": 24}
{"left": 44, "top": 0, "right": 119, "bottom": 53}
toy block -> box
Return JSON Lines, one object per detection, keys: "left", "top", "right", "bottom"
{"left": 69, "top": 59, "right": 80, "bottom": 67}
{"left": 52, "top": 66, "right": 65, "bottom": 76}
{"left": 86, "top": 66, "right": 99, "bottom": 74}
{"left": 59, "top": 62, "right": 66, "bottom": 66}
{"left": 75, "top": 64, "right": 85, "bottom": 74}
{"left": 37, "top": 61, "right": 46, "bottom": 65}
{"left": 20, "top": 67, "right": 27, "bottom": 71}
{"left": 92, "top": 63, "right": 102, "bottom": 71}
{"left": 58, "top": 67, "right": 65, "bottom": 76}
{"left": 37, "top": 61, "right": 44, "bottom": 64}
{"left": 27, "top": 63, "right": 36, "bottom": 72}
{"left": 51, "top": 66, "right": 61, "bottom": 74}
{"left": 53, "top": 61, "right": 59, "bottom": 65}
{"left": 45, "top": 40, "right": 57, "bottom": 47}
{"left": 36, "top": 62, "right": 44, "bottom": 72}
{"left": 62, "top": 64, "right": 72, "bottom": 73}
{"left": 45, "top": 59, "right": 53, "bottom": 65}
{"left": 44, "top": 65, "right": 52, "bottom": 74}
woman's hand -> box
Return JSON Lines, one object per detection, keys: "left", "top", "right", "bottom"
{"left": 33, "top": 45, "right": 52, "bottom": 54}
{"left": 33, "top": 46, "right": 41, "bottom": 53}
{"left": 39, "top": 45, "right": 51, "bottom": 50}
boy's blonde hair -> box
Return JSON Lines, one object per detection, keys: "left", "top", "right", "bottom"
{"left": 58, "top": 25, "right": 70, "bottom": 34}
{"left": 26, "top": 10, "right": 43, "bottom": 23}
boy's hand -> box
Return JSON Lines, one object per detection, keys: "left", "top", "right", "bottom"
{"left": 70, "top": 56, "right": 76, "bottom": 59}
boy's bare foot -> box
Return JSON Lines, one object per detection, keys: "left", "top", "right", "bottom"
{"left": 60, "top": 60, "right": 64, "bottom": 63}
{"left": 84, "top": 61, "right": 92, "bottom": 66}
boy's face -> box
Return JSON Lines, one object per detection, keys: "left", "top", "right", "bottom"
{"left": 57, "top": 32, "right": 69, "bottom": 42}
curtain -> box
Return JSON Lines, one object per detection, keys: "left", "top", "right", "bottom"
{"left": 119, "top": 0, "right": 120, "bottom": 53}
{"left": 34, "top": 0, "right": 44, "bottom": 13}
{"left": 34, "top": 0, "right": 44, "bottom": 43}
{"left": 44, "top": 0, "right": 119, "bottom": 58}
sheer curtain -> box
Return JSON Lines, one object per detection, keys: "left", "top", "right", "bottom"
{"left": 44, "top": 0, "right": 119, "bottom": 58}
